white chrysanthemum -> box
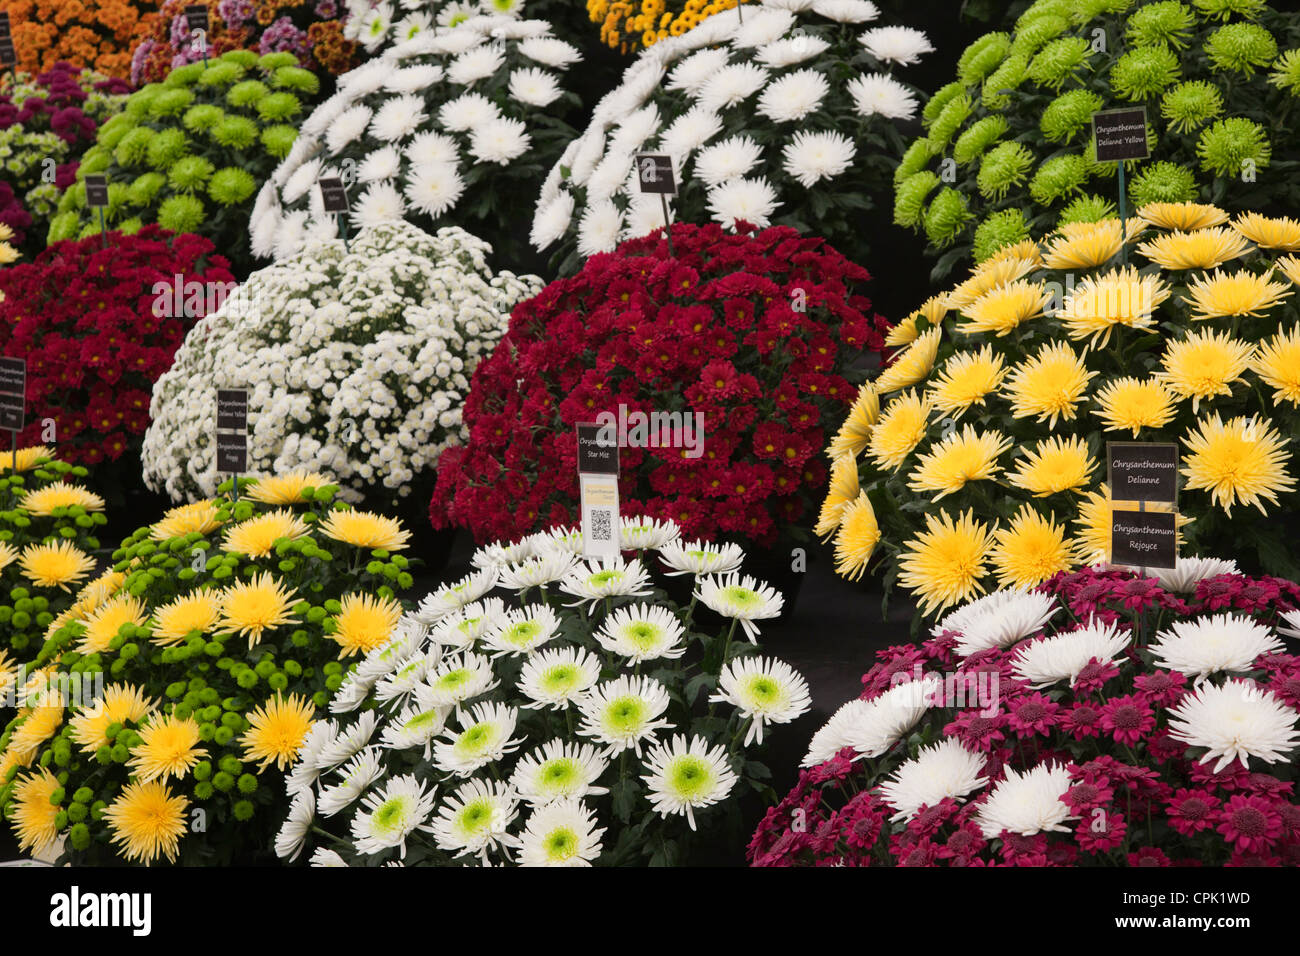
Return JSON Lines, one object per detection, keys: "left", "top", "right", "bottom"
{"left": 706, "top": 176, "right": 779, "bottom": 229}
{"left": 692, "top": 135, "right": 763, "bottom": 187}
{"left": 416, "top": 568, "right": 499, "bottom": 623}
{"left": 316, "top": 711, "right": 380, "bottom": 770}
{"left": 859, "top": 25, "right": 933, "bottom": 65}
{"left": 696, "top": 571, "right": 784, "bottom": 642}
{"left": 559, "top": 556, "right": 653, "bottom": 611}
{"left": 481, "top": 605, "right": 560, "bottom": 657}
{"left": 937, "top": 588, "right": 1060, "bottom": 657}
{"left": 437, "top": 91, "right": 501, "bottom": 132}
{"left": 811, "top": 0, "right": 880, "bottom": 22}
{"left": 357, "top": 2, "right": 393, "bottom": 51}
{"left": 658, "top": 107, "right": 723, "bottom": 160}
{"left": 709, "top": 656, "right": 811, "bottom": 745}
{"left": 405, "top": 130, "right": 459, "bottom": 167}
{"left": 309, "top": 847, "right": 347, "bottom": 867}
{"left": 531, "top": 525, "right": 585, "bottom": 557}
{"left": 802, "top": 699, "right": 879, "bottom": 767}
{"left": 609, "top": 103, "right": 661, "bottom": 156}
{"left": 273, "top": 209, "right": 310, "bottom": 259}
{"left": 576, "top": 675, "right": 672, "bottom": 756}
{"left": 594, "top": 604, "right": 686, "bottom": 664}
{"left": 357, "top": 145, "right": 402, "bottom": 183}
{"left": 1011, "top": 620, "right": 1131, "bottom": 689}
{"left": 585, "top": 148, "right": 635, "bottom": 202}
{"left": 755, "top": 34, "right": 830, "bottom": 68}
{"left": 517, "top": 798, "right": 605, "bottom": 867}
{"left": 517, "top": 646, "right": 602, "bottom": 710}
{"left": 517, "top": 35, "right": 581, "bottom": 67}
{"left": 641, "top": 734, "right": 738, "bottom": 831}
{"left": 1154, "top": 556, "right": 1239, "bottom": 593}
{"left": 757, "top": 69, "right": 829, "bottom": 123}
{"left": 1168, "top": 679, "right": 1300, "bottom": 772}
{"left": 404, "top": 161, "right": 465, "bottom": 217}
{"left": 781, "top": 129, "right": 855, "bottom": 187}
{"left": 338, "top": 59, "right": 391, "bottom": 99}
{"left": 421, "top": 652, "right": 499, "bottom": 708}
{"left": 497, "top": 551, "right": 579, "bottom": 591}
{"left": 369, "top": 95, "right": 427, "bottom": 142}
{"left": 427, "top": 598, "right": 508, "bottom": 652}
{"left": 657, "top": 539, "right": 745, "bottom": 577}
{"left": 432, "top": 701, "right": 522, "bottom": 776}
{"left": 353, "top": 181, "right": 406, "bottom": 227}
{"left": 350, "top": 774, "right": 437, "bottom": 858}
{"left": 317, "top": 747, "right": 385, "bottom": 816}
{"left": 1149, "top": 613, "right": 1284, "bottom": 680}
{"left": 274, "top": 787, "right": 315, "bottom": 861}
{"left": 530, "top": 191, "right": 574, "bottom": 250}
{"left": 372, "top": 649, "right": 438, "bottom": 705}
{"left": 283, "top": 156, "right": 323, "bottom": 204}
{"left": 284, "top": 719, "right": 338, "bottom": 794}
{"left": 667, "top": 47, "right": 731, "bottom": 95}
{"left": 577, "top": 200, "right": 623, "bottom": 257}
{"left": 697, "top": 63, "right": 769, "bottom": 112}
{"left": 508, "top": 66, "right": 563, "bottom": 107}
{"left": 429, "top": 778, "right": 520, "bottom": 862}
{"left": 448, "top": 43, "right": 506, "bottom": 85}
{"left": 434, "top": 3, "right": 479, "bottom": 31}
{"left": 326, "top": 104, "right": 373, "bottom": 155}
{"left": 509, "top": 739, "right": 610, "bottom": 806}
{"left": 731, "top": 8, "right": 796, "bottom": 48}
{"left": 384, "top": 63, "right": 441, "bottom": 93}
{"left": 469, "top": 117, "right": 531, "bottom": 164}
{"left": 974, "top": 762, "right": 1074, "bottom": 838}
{"left": 380, "top": 700, "right": 450, "bottom": 757}
{"left": 353, "top": 620, "right": 425, "bottom": 685}
{"left": 471, "top": 538, "right": 536, "bottom": 569}
{"left": 1283, "top": 609, "right": 1300, "bottom": 640}
{"left": 618, "top": 515, "right": 680, "bottom": 551}
{"left": 846, "top": 72, "right": 918, "bottom": 119}
{"left": 841, "top": 675, "right": 941, "bottom": 759}
{"left": 879, "top": 738, "right": 988, "bottom": 822}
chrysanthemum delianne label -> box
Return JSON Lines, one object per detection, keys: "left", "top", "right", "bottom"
{"left": 1093, "top": 107, "right": 1151, "bottom": 164}
{"left": 1107, "top": 442, "right": 1178, "bottom": 505}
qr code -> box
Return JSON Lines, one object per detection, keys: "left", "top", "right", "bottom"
{"left": 591, "top": 508, "right": 612, "bottom": 542}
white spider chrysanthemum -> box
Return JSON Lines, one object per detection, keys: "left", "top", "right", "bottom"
{"left": 357, "top": 145, "right": 402, "bottom": 183}
{"left": 781, "top": 130, "right": 856, "bottom": 187}
{"left": 697, "top": 63, "right": 769, "bottom": 112}
{"left": 1167, "top": 679, "right": 1300, "bottom": 772}
{"left": 421, "top": 652, "right": 499, "bottom": 709}
{"left": 609, "top": 103, "right": 661, "bottom": 155}
{"left": 470, "top": 117, "right": 531, "bottom": 164}
{"left": 416, "top": 568, "right": 499, "bottom": 623}
{"left": 496, "top": 551, "right": 579, "bottom": 591}
{"left": 353, "top": 181, "right": 406, "bottom": 227}
{"left": 1154, "top": 556, "right": 1239, "bottom": 593}
{"left": 755, "top": 34, "right": 830, "bottom": 68}
{"left": 559, "top": 556, "right": 653, "bottom": 611}
{"left": 937, "top": 588, "right": 1060, "bottom": 657}
{"left": 667, "top": 47, "right": 731, "bottom": 95}
{"left": 437, "top": 92, "right": 501, "bottom": 132}
{"left": 859, "top": 25, "right": 933, "bottom": 65}
{"left": 658, "top": 107, "right": 723, "bottom": 159}
{"left": 427, "top": 598, "right": 508, "bottom": 652}
{"left": 696, "top": 571, "right": 784, "bottom": 642}
{"left": 974, "top": 762, "right": 1075, "bottom": 838}
{"left": 1283, "top": 609, "right": 1300, "bottom": 640}
{"left": 618, "top": 515, "right": 681, "bottom": 551}
{"left": 471, "top": 538, "right": 536, "bottom": 569}
{"left": 693, "top": 135, "right": 763, "bottom": 187}
{"left": 481, "top": 605, "right": 560, "bottom": 657}
{"left": 531, "top": 525, "right": 585, "bottom": 557}
{"left": 384, "top": 62, "right": 441, "bottom": 93}
{"left": 840, "top": 675, "right": 941, "bottom": 759}
{"left": 577, "top": 200, "right": 623, "bottom": 257}
{"left": 509, "top": 739, "right": 610, "bottom": 806}
{"left": 531, "top": 192, "right": 574, "bottom": 250}
{"left": 803, "top": 699, "right": 885, "bottom": 767}
{"left": 316, "top": 711, "right": 380, "bottom": 770}
{"left": 706, "top": 176, "right": 779, "bottom": 230}
{"left": 641, "top": 734, "right": 738, "bottom": 831}
{"left": 357, "top": 2, "right": 393, "bottom": 51}
{"left": 508, "top": 66, "right": 562, "bottom": 107}
{"left": 1011, "top": 620, "right": 1131, "bottom": 689}
{"left": 594, "top": 604, "right": 686, "bottom": 665}
{"left": 429, "top": 778, "right": 520, "bottom": 862}
{"left": 326, "top": 104, "right": 374, "bottom": 155}
{"left": 757, "top": 69, "right": 829, "bottom": 123}
{"left": 369, "top": 94, "right": 426, "bottom": 142}
{"left": 517, "top": 646, "right": 602, "bottom": 709}
{"left": 731, "top": 8, "right": 796, "bottom": 48}
{"left": 845, "top": 72, "right": 918, "bottom": 119}
{"left": 352, "top": 621, "right": 425, "bottom": 686}
{"left": 812, "top": 0, "right": 881, "bottom": 23}
{"left": 586, "top": 149, "right": 635, "bottom": 201}
{"left": 576, "top": 675, "right": 672, "bottom": 757}
{"left": 283, "top": 157, "right": 323, "bottom": 203}
{"left": 1149, "top": 614, "right": 1284, "bottom": 680}
{"left": 517, "top": 799, "right": 605, "bottom": 867}
{"left": 403, "top": 162, "right": 465, "bottom": 217}
{"left": 284, "top": 719, "right": 338, "bottom": 794}
{"left": 657, "top": 539, "right": 745, "bottom": 577}
{"left": 709, "top": 656, "right": 811, "bottom": 745}
{"left": 379, "top": 700, "right": 450, "bottom": 757}
{"left": 350, "top": 773, "right": 437, "bottom": 858}
{"left": 317, "top": 747, "right": 385, "bottom": 816}
{"left": 274, "top": 787, "right": 315, "bottom": 861}
{"left": 432, "top": 701, "right": 522, "bottom": 776}
{"left": 372, "top": 650, "right": 437, "bottom": 705}
{"left": 448, "top": 43, "right": 506, "bottom": 85}
{"left": 405, "top": 129, "right": 459, "bottom": 166}
{"left": 518, "top": 36, "right": 582, "bottom": 68}
{"left": 878, "top": 738, "right": 988, "bottom": 822}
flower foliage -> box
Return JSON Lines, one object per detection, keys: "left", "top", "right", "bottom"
{"left": 0, "top": 0, "right": 159, "bottom": 80}
{"left": 750, "top": 566, "right": 1300, "bottom": 867}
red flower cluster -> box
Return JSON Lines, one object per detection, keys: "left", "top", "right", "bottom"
{"left": 430, "top": 221, "right": 891, "bottom": 547}
{"left": 750, "top": 566, "right": 1300, "bottom": 867}
{"left": 0, "top": 226, "right": 234, "bottom": 465}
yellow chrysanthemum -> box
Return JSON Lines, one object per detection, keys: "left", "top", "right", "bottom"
{"left": 149, "top": 591, "right": 223, "bottom": 647}
{"left": 898, "top": 509, "right": 995, "bottom": 616}
{"left": 958, "top": 279, "right": 1051, "bottom": 336}
{"left": 331, "top": 593, "right": 403, "bottom": 659}
{"left": 150, "top": 500, "right": 223, "bottom": 541}
{"left": 0, "top": 445, "right": 55, "bottom": 473}
{"left": 1137, "top": 201, "right": 1228, "bottom": 232}
{"left": 1008, "top": 436, "right": 1098, "bottom": 496}
{"left": 0, "top": 540, "right": 18, "bottom": 574}
{"left": 11, "top": 768, "right": 62, "bottom": 855}
{"left": 1042, "top": 218, "right": 1146, "bottom": 270}
{"left": 69, "top": 683, "right": 156, "bottom": 753}
{"left": 867, "top": 389, "right": 932, "bottom": 471}
{"left": 833, "top": 492, "right": 881, "bottom": 582}
{"left": 1136, "top": 227, "right": 1250, "bottom": 271}
{"left": 102, "top": 780, "right": 189, "bottom": 864}
{"left": 946, "top": 254, "right": 1039, "bottom": 310}
{"left": 221, "top": 508, "right": 311, "bottom": 558}
{"left": 0, "top": 648, "right": 16, "bottom": 700}
{"left": 907, "top": 425, "right": 1011, "bottom": 500}
{"left": 885, "top": 295, "right": 948, "bottom": 348}
{"left": 874, "top": 326, "right": 942, "bottom": 393}
{"left": 1074, "top": 484, "right": 1116, "bottom": 565}
{"left": 0, "top": 744, "right": 33, "bottom": 786}
{"left": 991, "top": 506, "right": 1078, "bottom": 589}
{"left": 1002, "top": 341, "right": 1097, "bottom": 427}
{"left": 826, "top": 383, "right": 879, "bottom": 460}
{"left": 816, "top": 455, "right": 860, "bottom": 540}
{"left": 48, "top": 568, "right": 129, "bottom": 640}
{"left": 17, "top": 483, "right": 106, "bottom": 515}
{"left": 1157, "top": 329, "right": 1254, "bottom": 413}
{"left": 128, "top": 715, "right": 205, "bottom": 783}
{"left": 216, "top": 571, "right": 299, "bottom": 648}
{"left": 78, "top": 594, "right": 149, "bottom": 655}
{"left": 239, "top": 693, "right": 316, "bottom": 771}
{"left": 1182, "top": 414, "right": 1296, "bottom": 516}
{"left": 1233, "top": 212, "right": 1300, "bottom": 252}
{"left": 245, "top": 471, "right": 334, "bottom": 505}
{"left": 18, "top": 540, "right": 96, "bottom": 591}
{"left": 1092, "top": 377, "right": 1178, "bottom": 436}
{"left": 1252, "top": 325, "right": 1300, "bottom": 406}
{"left": 1183, "top": 268, "right": 1292, "bottom": 320}
{"left": 1278, "top": 255, "right": 1300, "bottom": 288}
{"left": 14, "top": 666, "right": 57, "bottom": 711}
{"left": 8, "top": 704, "right": 63, "bottom": 760}
{"left": 927, "top": 346, "right": 1006, "bottom": 419}
{"left": 1056, "top": 266, "right": 1170, "bottom": 349}
{"left": 318, "top": 510, "right": 411, "bottom": 551}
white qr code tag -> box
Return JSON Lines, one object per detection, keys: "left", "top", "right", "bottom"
{"left": 576, "top": 422, "right": 620, "bottom": 563}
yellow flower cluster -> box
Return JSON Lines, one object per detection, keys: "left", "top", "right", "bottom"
{"left": 588, "top": 0, "right": 747, "bottom": 52}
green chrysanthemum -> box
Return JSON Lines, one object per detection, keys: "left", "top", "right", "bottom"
{"left": 127, "top": 172, "right": 166, "bottom": 206}
{"left": 146, "top": 128, "right": 189, "bottom": 170}
{"left": 157, "top": 194, "right": 206, "bottom": 233}
{"left": 78, "top": 145, "right": 112, "bottom": 176}
{"left": 1029, "top": 154, "right": 1090, "bottom": 205}
{"left": 954, "top": 115, "right": 1009, "bottom": 165}
{"left": 96, "top": 114, "right": 136, "bottom": 151}
{"left": 222, "top": 49, "right": 260, "bottom": 69}
{"left": 47, "top": 211, "right": 78, "bottom": 243}
{"left": 1192, "top": 0, "right": 1266, "bottom": 21}
{"left": 114, "top": 126, "right": 154, "bottom": 167}
{"left": 256, "top": 92, "right": 301, "bottom": 122}
{"left": 116, "top": 217, "right": 144, "bottom": 236}
{"left": 209, "top": 116, "right": 258, "bottom": 150}
{"left": 895, "top": 138, "right": 939, "bottom": 187}
{"left": 169, "top": 156, "right": 215, "bottom": 192}
{"left": 105, "top": 182, "right": 129, "bottom": 220}
{"left": 1268, "top": 49, "right": 1300, "bottom": 96}
{"left": 148, "top": 88, "right": 194, "bottom": 119}
{"left": 258, "top": 52, "right": 299, "bottom": 71}
{"left": 1161, "top": 80, "right": 1224, "bottom": 134}
{"left": 895, "top": 171, "right": 940, "bottom": 228}
{"left": 1057, "top": 194, "right": 1116, "bottom": 227}
{"left": 1017, "top": 0, "right": 1073, "bottom": 27}
{"left": 1041, "top": 89, "right": 1104, "bottom": 143}
{"left": 1127, "top": 161, "right": 1199, "bottom": 206}
{"left": 977, "top": 141, "right": 1035, "bottom": 200}
{"left": 927, "top": 92, "right": 974, "bottom": 151}
{"left": 1074, "top": 0, "right": 1135, "bottom": 19}
{"left": 260, "top": 124, "right": 298, "bottom": 160}
{"left": 124, "top": 86, "right": 162, "bottom": 120}
{"left": 1125, "top": 1, "right": 1195, "bottom": 49}
{"left": 270, "top": 65, "right": 320, "bottom": 95}
{"left": 198, "top": 61, "right": 246, "bottom": 88}
{"left": 208, "top": 167, "right": 257, "bottom": 206}
{"left": 923, "top": 188, "right": 973, "bottom": 247}
{"left": 1204, "top": 23, "right": 1278, "bottom": 76}
{"left": 982, "top": 54, "right": 1030, "bottom": 109}
{"left": 973, "top": 209, "right": 1031, "bottom": 263}
{"left": 226, "top": 80, "right": 269, "bottom": 109}
{"left": 1197, "top": 117, "right": 1271, "bottom": 176}
{"left": 163, "top": 63, "right": 206, "bottom": 88}
{"left": 1027, "top": 37, "right": 1094, "bottom": 91}
{"left": 1110, "top": 45, "right": 1181, "bottom": 101}
{"left": 923, "top": 81, "right": 965, "bottom": 126}
{"left": 957, "top": 33, "right": 1012, "bottom": 87}
{"left": 183, "top": 104, "right": 225, "bottom": 132}
{"left": 1010, "top": 15, "right": 1070, "bottom": 60}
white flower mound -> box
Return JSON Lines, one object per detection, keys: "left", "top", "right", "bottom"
{"left": 143, "top": 221, "right": 542, "bottom": 504}
{"left": 531, "top": 0, "right": 929, "bottom": 256}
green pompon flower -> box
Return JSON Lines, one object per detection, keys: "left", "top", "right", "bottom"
{"left": 96, "top": 114, "right": 136, "bottom": 151}
{"left": 114, "top": 126, "right": 154, "bottom": 167}
{"left": 1192, "top": 0, "right": 1265, "bottom": 21}
{"left": 973, "top": 209, "right": 1030, "bottom": 263}
{"left": 169, "top": 156, "right": 216, "bottom": 192}
{"left": 957, "top": 33, "right": 1011, "bottom": 87}
{"left": 163, "top": 63, "right": 206, "bottom": 89}
{"left": 1074, "top": 0, "right": 1135, "bottom": 20}
{"left": 953, "top": 115, "right": 1009, "bottom": 165}
{"left": 199, "top": 61, "right": 246, "bottom": 88}
{"left": 922, "top": 81, "right": 965, "bottom": 127}
{"left": 1197, "top": 117, "right": 1270, "bottom": 177}
{"left": 1204, "top": 23, "right": 1278, "bottom": 76}
{"left": 977, "top": 141, "right": 1034, "bottom": 200}
{"left": 221, "top": 49, "right": 260, "bottom": 69}
{"left": 208, "top": 167, "right": 257, "bottom": 206}
{"left": 116, "top": 217, "right": 144, "bottom": 236}
{"left": 227, "top": 80, "right": 269, "bottom": 109}
{"left": 261, "top": 124, "right": 298, "bottom": 160}
{"left": 105, "top": 183, "right": 129, "bottom": 220}
{"left": 1057, "top": 194, "right": 1116, "bottom": 227}
{"left": 1029, "top": 154, "right": 1090, "bottom": 205}
{"left": 926, "top": 93, "right": 973, "bottom": 151}
{"left": 257, "top": 52, "right": 299, "bottom": 71}
{"left": 1041, "top": 89, "right": 1104, "bottom": 143}
{"left": 149, "top": 88, "right": 195, "bottom": 119}
{"left": 894, "top": 171, "right": 940, "bottom": 227}
{"left": 124, "top": 86, "right": 162, "bottom": 120}
{"left": 1010, "top": 15, "right": 1070, "bottom": 60}
{"left": 1272, "top": 49, "right": 1300, "bottom": 96}
{"left": 271, "top": 66, "right": 320, "bottom": 96}
{"left": 923, "top": 188, "right": 972, "bottom": 248}
{"left": 47, "top": 210, "right": 79, "bottom": 243}
{"left": 1161, "top": 80, "right": 1223, "bottom": 133}
{"left": 1027, "top": 37, "right": 1093, "bottom": 91}
{"left": 256, "top": 92, "right": 301, "bottom": 122}
{"left": 1127, "top": 160, "right": 1198, "bottom": 206}
{"left": 78, "top": 145, "right": 112, "bottom": 176}
{"left": 1125, "top": 1, "right": 1194, "bottom": 49}
{"left": 894, "top": 138, "right": 939, "bottom": 187}
{"left": 1017, "top": 0, "right": 1073, "bottom": 27}
{"left": 210, "top": 116, "right": 258, "bottom": 150}
{"left": 1110, "top": 45, "right": 1181, "bottom": 101}
{"left": 127, "top": 172, "right": 166, "bottom": 206}
{"left": 146, "top": 128, "right": 189, "bottom": 170}
{"left": 183, "top": 104, "right": 225, "bottom": 132}
{"left": 157, "top": 194, "right": 207, "bottom": 234}
{"left": 982, "top": 54, "right": 1030, "bottom": 109}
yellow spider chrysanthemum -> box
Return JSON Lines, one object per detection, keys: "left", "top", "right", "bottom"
{"left": 907, "top": 425, "right": 1012, "bottom": 500}
{"left": 1074, "top": 484, "right": 1116, "bottom": 565}
{"left": 927, "top": 346, "right": 1006, "bottom": 418}
{"left": 1042, "top": 218, "right": 1145, "bottom": 270}
{"left": 898, "top": 509, "right": 995, "bottom": 616}
{"left": 946, "top": 254, "right": 1039, "bottom": 310}
{"left": 1182, "top": 414, "right": 1296, "bottom": 516}
{"left": 1002, "top": 341, "right": 1097, "bottom": 428}
{"left": 149, "top": 591, "right": 223, "bottom": 646}
{"left": 1278, "top": 255, "right": 1300, "bottom": 288}
{"left": 1136, "top": 227, "right": 1250, "bottom": 271}
{"left": 958, "top": 279, "right": 1051, "bottom": 336}
{"left": 69, "top": 683, "right": 156, "bottom": 753}
{"left": 1183, "top": 268, "right": 1292, "bottom": 320}
{"left": 1092, "top": 377, "right": 1178, "bottom": 436}
{"left": 17, "top": 483, "right": 106, "bottom": 515}
{"left": 102, "top": 780, "right": 189, "bottom": 864}
{"left": 833, "top": 492, "right": 881, "bottom": 582}
{"left": 1137, "top": 201, "right": 1228, "bottom": 232}
{"left": 1232, "top": 212, "right": 1300, "bottom": 251}
{"left": 991, "top": 506, "right": 1078, "bottom": 589}
{"left": 221, "top": 508, "right": 311, "bottom": 558}
{"left": 11, "top": 768, "right": 62, "bottom": 855}
{"left": 816, "top": 455, "right": 860, "bottom": 540}
{"left": 318, "top": 509, "right": 411, "bottom": 551}
{"left": 0, "top": 445, "right": 55, "bottom": 473}
{"left": 331, "top": 593, "right": 404, "bottom": 659}
{"left": 128, "top": 715, "right": 205, "bottom": 783}
{"left": 78, "top": 594, "right": 149, "bottom": 655}
{"left": 1156, "top": 329, "right": 1254, "bottom": 413}
{"left": 150, "top": 499, "right": 223, "bottom": 541}
{"left": 1008, "top": 436, "right": 1098, "bottom": 496}
{"left": 8, "top": 704, "right": 63, "bottom": 761}
{"left": 826, "top": 382, "right": 879, "bottom": 460}
{"left": 874, "top": 326, "right": 942, "bottom": 393}
{"left": 1056, "top": 266, "right": 1170, "bottom": 349}
{"left": 984, "top": 239, "right": 1044, "bottom": 269}
{"left": 0, "top": 648, "right": 16, "bottom": 701}
{"left": 867, "top": 389, "right": 932, "bottom": 471}
{"left": 216, "top": 571, "right": 300, "bottom": 648}
{"left": 18, "top": 540, "right": 96, "bottom": 591}
{"left": 239, "top": 693, "right": 316, "bottom": 771}
{"left": 885, "top": 295, "right": 947, "bottom": 348}
{"left": 0, "top": 540, "right": 18, "bottom": 574}
{"left": 0, "top": 744, "right": 33, "bottom": 786}
{"left": 1252, "top": 325, "right": 1300, "bottom": 406}
{"left": 244, "top": 471, "right": 335, "bottom": 505}
{"left": 48, "top": 568, "right": 129, "bottom": 640}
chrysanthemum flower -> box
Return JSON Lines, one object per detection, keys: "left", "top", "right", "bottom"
{"left": 8, "top": 704, "right": 62, "bottom": 759}
{"left": 880, "top": 738, "right": 988, "bottom": 823}
{"left": 433, "top": 701, "right": 522, "bottom": 777}
{"left": 275, "top": 789, "right": 315, "bottom": 862}
{"left": 128, "top": 715, "right": 205, "bottom": 783}
{"left": 907, "top": 425, "right": 1011, "bottom": 500}
{"left": 319, "top": 509, "right": 411, "bottom": 551}
{"left": 1138, "top": 201, "right": 1229, "bottom": 232}
{"left": 990, "top": 506, "right": 1078, "bottom": 590}
{"left": 1007, "top": 435, "right": 1097, "bottom": 496}
{"left": 316, "top": 748, "right": 384, "bottom": 817}
{"left": 656, "top": 539, "right": 745, "bottom": 578}
{"left": 576, "top": 675, "right": 672, "bottom": 757}
{"left": 12, "top": 769, "right": 63, "bottom": 855}
{"left": 422, "top": 652, "right": 498, "bottom": 708}
{"left": 1160, "top": 80, "right": 1223, "bottom": 134}
{"left": 958, "top": 279, "right": 1051, "bottom": 336}
{"left": 1002, "top": 340, "right": 1096, "bottom": 427}
{"left": 972, "top": 209, "right": 1032, "bottom": 263}
{"left": 1056, "top": 267, "right": 1169, "bottom": 349}
{"left": 559, "top": 556, "right": 653, "bottom": 611}
{"left": 17, "top": 484, "right": 106, "bottom": 515}
{"left": 1157, "top": 328, "right": 1254, "bottom": 412}
{"left": 867, "top": 389, "right": 932, "bottom": 471}
{"left": 149, "top": 500, "right": 222, "bottom": 541}
{"left": 594, "top": 605, "right": 686, "bottom": 664}
{"left": 1092, "top": 377, "right": 1178, "bottom": 436}
{"left": 1155, "top": 555, "right": 1239, "bottom": 594}
{"left": 216, "top": 571, "right": 299, "bottom": 648}
{"left": 149, "top": 592, "right": 222, "bottom": 647}
{"left": 1182, "top": 413, "right": 1295, "bottom": 516}
{"left": 945, "top": 253, "right": 1038, "bottom": 310}
{"left": 517, "top": 799, "right": 605, "bottom": 867}
{"left": 18, "top": 540, "right": 96, "bottom": 591}
{"left": 78, "top": 594, "right": 149, "bottom": 654}
{"left": 975, "top": 141, "right": 1034, "bottom": 201}
{"left": 331, "top": 593, "right": 403, "bottom": 659}
{"left": 1150, "top": 613, "right": 1284, "bottom": 681}
{"left": 416, "top": 568, "right": 499, "bottom": 622}
{"left": 826, "top": 382, "right": 880, "bottom": 459}
{"left": 515, "top": 646, "right": 601, "bottom": 712}
{"left": 509, "top": 739, "right": 609, "bottom": 806}
{"left": 927, "top": 347, "right": 1006, "bottom": 419}
{"left": 1280, "top": 255, "right": 1300, "bottom": 289}
{"left": 1204, "top": 22, "right": 1277, "bottom": 77}
{"left": 886, "top": 295, "right": 948, "bottom": 347}
{"left": 696, "top": 572, "right": 784, "bottom": 642}
{"left": 833, "top": 492, "right": 882, "bottom": 582}
{"left": 974, "top": 762, "right": 1074, "bottom": 838}
{"left": 0, "top": 445, "right": 54, "bottom": 473}
{"left": 938, "top": 588, "right": 1059, "bottom": 657}
{"left": 898, "top": 509, "right": 995, "bottom": 616}
{"left": 641, "top": 734, "right": 738, "bottom": 831}
{"left": 1012, "top": 619, "right": 1130, "bottom": 689}
{"left": 1252, "top": 326, "right": 1300, "bottom": 406}
{"left": 1110, "top": 45, "right": 1180, "bottom": 101}
{"left": 221, "top": 508, "right": 311, "bottom": 557}
{"left": 617, "top": 516, "right": 680, "bottom": 552}
{"left": 1167, "top": 679, "right": 1300, "bottom": 773}
{"left": 874, "top": 326, "right": 941, "bottom": 393}
{"left": 1197, "top": 117, "right": 1271, "bottom": 178}
{"left": 1041, "top": 218, "right": 1142, "bottom": 270}
{"left": 1232, "top": 212, "right": 1300, "bottom": 252}
{"left": 429, "top": 778, "right": 520, "bottom": 862}
{"left": 240, "top": 693, "right": 317, "bottom": 771}
{"left": 351, "top": 773, "right": 437, "bottom": 859}
{"left": 1137, "top": 227, "right": 1251, "bottom": 271}
{"left": 68, "top": 683, "right": 156, "bottom": 753}
{"left": 709, "top": 656, "right": 811, "bottom": 745}
{"left": 102, "top": 780, "right": 189, "bottom": 864}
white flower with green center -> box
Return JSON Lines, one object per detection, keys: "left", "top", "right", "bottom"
{"left": 529, "top": 525, "right": 584, "bottom": 556}
{"left": 350, "top": 774, "right": 437, "bottom": 859}
{"left": 509, "top": 739, "right": 610, "bottom": 806}
{"left": 576, "top": 675, "right": 672, "bottom": 757}
{"left": 380, "top": 701, "right": 451, "bottom": 758}
{"left": 284, "top": 719, "right": 338, "bottom": 795}
{"left": 373, "top": 649, "right": 439, "bottom": 705}
{"left": 618, "top": 515, "right": 681, "bottom": 551}
{"left": 517, "top": 798, "right": 605, "bottom": 867}
{"left": 353, "top": 619, "right": 426, "bottom": 684}
{"left": 318, "top": 746, "right": 385, "bottom": 816}
{"left": 317, "top": 711, "right": 380, "bottom": 770}
{"left": 657, "top": 539, "right": 745, "bottom": 577}
{"left": 709, "top": 656, "right": 811, "bottom": 745}
{"left": 432, "top": 701, "right": 522, "bottom": 776}
{"left": 696, "top": 572, "right": 784, "bottom": 642}
{"left": 274, "top": 787, "right": 315, "bottom": 861}
{"left": 429, "top": 778, "right": 520, "bottom": 862}
{"left": 482, "top": 605, "right": 560, "bottom": 657}
{"left": 595, "top": 604, "right": 686, "bottom": 664}
{"left": 517, "top": 646, "right": 601, "bottom": 710}
{"left": 641, "top": 734, "right": 738, "bottom": 831}
{"left": 560, "top": 556, "right": 653, "bottom": 611}
{"left": 416, "top": 568, "right": 499, "bottom": 623}
{"left": 428, "top": 597, "right": 507, "bottom": 652}
{"left": 496, "top": 552, "right": 579, "bottom": 591}
{"left": 309, "top": 848, "right": 347, "bottom": 867}
{"left": 421, "top": 652, "right": 498, "bottom": 708}
{"left": 471, "top": 538, "right": 536, "bottom": 571}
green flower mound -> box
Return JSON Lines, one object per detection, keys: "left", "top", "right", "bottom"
{"left": 894, "top": 0, "right": 1300, "bottom": 274}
